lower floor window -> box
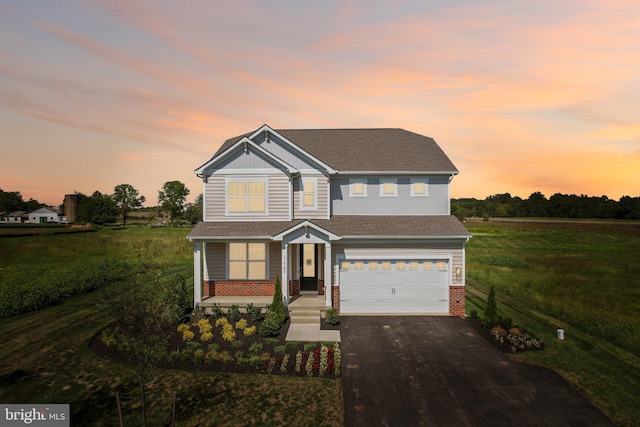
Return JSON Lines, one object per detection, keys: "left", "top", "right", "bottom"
{"left": 228, "top": 243, "right": 266, "bottom": 279}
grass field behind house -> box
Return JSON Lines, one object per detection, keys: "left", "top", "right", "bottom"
{"left": 465, "top": 220, "right": 640, "bottom": 426}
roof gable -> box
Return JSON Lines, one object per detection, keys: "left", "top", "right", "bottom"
{"left": 195, "top": 137, "right": 297, "bottom": 176}
{"left": 209, "top": 127, "right": 458, "bottom": 174}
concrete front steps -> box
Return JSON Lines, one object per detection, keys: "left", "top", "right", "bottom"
{"left": 285, "top": 295, "right": 341, "bottom": 342}
{"left": 288, "top": 295, "right": 326, "bottom": 325}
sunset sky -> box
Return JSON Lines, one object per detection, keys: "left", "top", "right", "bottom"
{"left": 1, "top": 0, "right": 639, "bottom": 206}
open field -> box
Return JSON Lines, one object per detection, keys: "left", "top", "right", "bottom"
{"left": 1, "top": 221, "right": 638, "bottom": 425}
{"left": 465, "top": 220, "right": 640, "bottom": 426}
{"left": 0, "top": 227, "right": 343, "bottom": 426}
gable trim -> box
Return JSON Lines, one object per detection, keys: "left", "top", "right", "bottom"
{"left": 271, "top": 220, "right": 341, "bottom": 242}
{"left": 195, "top": 137, "right": 298, "bottom": 176}
{"left": 249, "top": 125, "right": 337, "bottom": 175}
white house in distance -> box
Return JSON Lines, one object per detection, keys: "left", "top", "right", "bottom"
{"left": 188, "top": 125, "right": 471, "bottom": 316}
{"left": 28, "top": 207, "right": 64, "bottom": 224}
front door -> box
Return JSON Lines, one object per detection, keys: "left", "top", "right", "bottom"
{"left": 300, "top": 244, "right": 317, "bottom": 293}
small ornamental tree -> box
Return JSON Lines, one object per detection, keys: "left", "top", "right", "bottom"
{"left": 271, "top": 276, "right": 286, "bottom": 325}
{"left": 484, "top": 286, "right": 498, "bottom": 327}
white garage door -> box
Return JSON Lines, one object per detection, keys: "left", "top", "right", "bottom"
{"left": 339, "top": 259, "right": 449, "bottom": 314}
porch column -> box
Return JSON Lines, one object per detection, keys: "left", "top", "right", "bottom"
{"left": 324, "top": 242, "right": 332, "bottom": 307}
{"left": 193, "top": 241, "right": 202, "bottom": 307}
{"left": 281, "top": 242, "right": 289, "bottom": 306}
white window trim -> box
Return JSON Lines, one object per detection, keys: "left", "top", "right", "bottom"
{"left": 226, "top": 242, "right": 269, "bottom": 280}
{"left": 349, "top": 178, "right": 368, "bottom": 197}
{"left": 299, "top": 177, "right": 318, "bottom": 210}
{"left": 379, "top": 178, "right": 398, "bottom": 197}
{"left": 225, "top": 176, "right": 269, "bottom": 216}
{"left": 410, "top": 178, "right": 429, "bottom": 197}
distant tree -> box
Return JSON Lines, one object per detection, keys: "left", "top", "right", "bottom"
{"left": 112, "top": 184, "right": 146, "bottom": 226}
{"left": 75, "top": 191, "right": 117, "bottom": 224}
{"left": 0, "top": 189, "right": 44, "bottom": 213}
{"left": 184, "top": 193, "right": 203, "bottom": 225}
{"left": 158, "top": 181, "right": 190, "bottom": 225}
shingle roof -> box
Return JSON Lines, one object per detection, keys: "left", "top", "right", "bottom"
{"left": 188, "top": 216, "right": 470, "bottom": 239}
{"left": 214, "top": 128, "right": 458, "bottom": 173}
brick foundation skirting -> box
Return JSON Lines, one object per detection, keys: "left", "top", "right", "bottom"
{"left": 449, "top": 286, "right": 465, "bottom": 318}
{"left": 331, "top": 286, "right": 340, "bottom": 313}
{"left": 204, "top": 280, "right": 276, "bottom": 297}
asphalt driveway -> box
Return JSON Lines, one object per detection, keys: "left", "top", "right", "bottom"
{"left": 341, "top": 316, "right": 614, "bottom": 427}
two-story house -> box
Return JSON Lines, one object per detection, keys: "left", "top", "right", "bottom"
{"left": 187, "top": 125, "right": 471, "bottom": 316}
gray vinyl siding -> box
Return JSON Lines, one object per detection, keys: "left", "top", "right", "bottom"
{"left": 330, "top": 241, "right": 464, "bottom": 285}
{"left": 204, "top": 173, "right": 291, "bottom": 221}
{"left": 293, "top": 175, "right": 329, "bottom": 219}
{"left": 269, "top": 242, "right": 281, "bottom": 279}
{"left": 204, "top": 242, "right": 226, "bottom": 280}
{"left": 253, "top": 133, "right": 327, "bottom": 172}
{"left": 330, "top": 176, "right": 450, "bottom": 215}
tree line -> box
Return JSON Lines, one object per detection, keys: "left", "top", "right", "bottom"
{"left": 1, "top": 181, "right": 203, "bottom": 226}
{"left": 453, "top": 192, "right": 640, "bottom": 220}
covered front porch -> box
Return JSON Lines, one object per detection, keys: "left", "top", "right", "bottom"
{"left": 190, "top": 220, "right": 341, "bottom": 309}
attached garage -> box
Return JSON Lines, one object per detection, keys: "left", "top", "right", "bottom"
{"left": 338, "top": 257, "right": 451, "bottom": 314}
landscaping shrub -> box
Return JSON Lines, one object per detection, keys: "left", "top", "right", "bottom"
{"left": 245, "top": 303, "right": 262, "bottom": 321}
{"left": 260, "top": 310, "right": 281, "bottom": 337}
{"left": 482, "top": 286, "right": 499, "bottom": 327}
{"left": 468, "top": 310, "right": 478, "bottom": 320}
{"left": 270, "top": 276, "right": 286, "bottom": 325}
{"left": 210, "top": 303, "right": 225, "bottom": 319}
{"left": 227, "top": 304, "right": 241, "bottom": 322}
{"left": 324, "top": 307, "right": 339, "bottom": 325}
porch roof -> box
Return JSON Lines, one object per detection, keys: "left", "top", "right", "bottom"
{"left": 187, "top": 215, "right": 471, "bottom": 240}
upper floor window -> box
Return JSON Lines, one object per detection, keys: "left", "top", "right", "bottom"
{"left": 379, "top": 178, "right": 397, "bottom": 197}
{"left": 349, "top": 178, "right": 367, "bottom": 197}
{"left": 410, "top": 178, "right": 429, "bottom": 197}
{"left": 228, "top": 243, "right": 266, "bottom": 279}
{"left": 300, "top": 177, "right": 317, "bottom": 209}
{"left": 227, "top": 179, "right": 266, "bottom": 214}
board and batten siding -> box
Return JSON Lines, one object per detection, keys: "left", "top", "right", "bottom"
{"left": 253, "top": 133, "right": 327, "bottom": 172}
{"left": 330, "top": 176, "right": 450, "bottom": 215}
{"left": 293, "top": 175, "right": 329, "bottom": 219}
{"left": 330, "top": 241, "right": 465, "bottom": 286}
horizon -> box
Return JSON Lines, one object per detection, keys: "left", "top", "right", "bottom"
{"left": 1, "top": 1, "right": 639, "bottom": 206}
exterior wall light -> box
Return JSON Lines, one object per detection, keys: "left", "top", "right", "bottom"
{"left": 455, "top": 266, "right": 462, "bottom": 282}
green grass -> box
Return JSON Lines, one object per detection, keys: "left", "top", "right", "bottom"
{"left": 466, "top": 221, "right": 640, "bottom": 426}
{"left": 0, "top": 227, "right": 343, "bottom": 426}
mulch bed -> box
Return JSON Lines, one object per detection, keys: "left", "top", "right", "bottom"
{"left": 90, "top": 315, "right": 341, "bottom": 378}
{"left": 467, "top": 318, "right": 545, "bottom": 353}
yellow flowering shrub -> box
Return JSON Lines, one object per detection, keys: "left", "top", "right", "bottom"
{"left": 198, "top": 319, "right": 212, "bottom": 334}
{"left": 177, "top": 324, "right": 190, "bottom": 333}
{"left": 182, "top": 330, "right": 195, "bottom": 342}
{"left": 215, "top": 317, "right": 229, "bottom": 328}
{"left": 235, "top": 319, "right": 247, "bottom": 330}
{"left": 201, "top": 332, "right": 213, "bottom": 342}
{"left": 243, "top": 325, "right": 256, "bottom": 336}
{"left": 222, "top": 323, "right": 236, "bottom": 342}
